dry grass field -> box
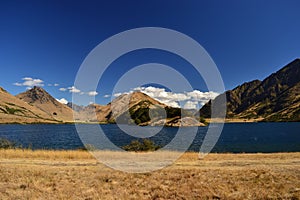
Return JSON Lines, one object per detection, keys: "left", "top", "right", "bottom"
{"left": 0, "top": 150, "right": 299, "bottom": 199}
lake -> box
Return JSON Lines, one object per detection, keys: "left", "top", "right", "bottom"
{"left": 0, "top": 123, "right": 299, "bottom": 153}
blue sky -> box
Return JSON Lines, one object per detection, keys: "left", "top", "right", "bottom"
{"left": 0, "top": 1, "right": 300, "bottom": 107}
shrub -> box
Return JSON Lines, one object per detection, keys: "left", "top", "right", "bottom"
{"left": 0, "top": 138, "right": 17, "bottom": 149}
{"left": 200, "top": 116, "right": 206, "bottom": 124}
{"left": 5, "top": 106, "right": 22, "bottom": 115}
{"left": 165, "top": 107, "right": 181, "bottom": 118}
{"left": 122, "top": 139, "right": 160, "bottom": 152}
{"left": 78, "top": 144, "right": 96, "bottom": 151}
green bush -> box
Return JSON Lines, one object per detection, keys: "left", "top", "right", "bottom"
{"left": 165, "top": 107, "right": 181, "bottom": 118}
{"left": 5, "top": 106, "right": 22, "bottom": 115}
{"left": 78, "top": 144, "right": 96, "bottom": 151}
{"left": 200, "top": 116, "right": 206, "bottom": 124}
{"left": 122, "top": 139, "right": 160, "bottom": 152}
{"left": 129, "top": 107, "right": 151, "bottom": 124}
{"left": 0, "top": 138, "right": 16, "bottom": 149}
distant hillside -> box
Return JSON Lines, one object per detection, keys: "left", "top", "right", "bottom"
{"left": 109, "top": 92, "right": 166, "bottom": 124}
{"left": 73, "top": 103, "right": 111, "bottom": 123}
{"left": 2, "top": 59, "right": 298, "bottom": 124}
{"left": 74, "top": 91, "right": 204, "bottom": 126}
{"left": 0, "top": 87, "right": 58, "bottom": 124}
{"left": 16, "top": 86, "right": 74, "bottom": 122}
{"left": 200, "top": 59, "right": 300, "bottom": 122}
{"left": 0, "top": 85, "right": 204, "bottom": 125}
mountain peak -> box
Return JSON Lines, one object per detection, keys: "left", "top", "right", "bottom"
{"left": 0, "top": 86, "right": 7, "bottom": 93}
{"left": 16, "top": 87, "right": 74, "bottom": 122}
{"left": 17, "top": 86, "right": 54, "bottom": 104}
{"left": 32, "top": 86, "right": 44, "bottom": 91}
{"left": 112, "top": 91, "right": 166, "bottom": 107}
{"left": 200, "top": 58, "right": 300, "bottom": 121}
{"left": 0, "top": 86, "right": 59, "bottom": 123}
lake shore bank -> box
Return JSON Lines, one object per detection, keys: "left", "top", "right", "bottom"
{"left": 0, "top": 150, "right": 299, "bottom": 199}
{"left": 1, "top": 120, "right": 299, "bottom": 125}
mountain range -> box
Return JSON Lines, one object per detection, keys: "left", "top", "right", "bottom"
{"left": 200, "top": 58, "right": 300, "bottom": 122}
{"left": 0, "top": 86, "right": 203, "bottom": 126}
{"left": 0, "top": 58, "right": 299, "bottom": 124}
{"left": 72, "top": 91, "right": 202, "bottom": 126}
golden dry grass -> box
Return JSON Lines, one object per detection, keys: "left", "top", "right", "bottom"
{"left": 0, "top": 150, "right": 299, "bottom": 199}
{"left": 0, "top": 149, "right": 93, "bottom": 160}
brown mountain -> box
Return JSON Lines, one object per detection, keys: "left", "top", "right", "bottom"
{"left": 74, "top": 91, "right": 202, "bottom": 126}
{"left": 110, "top": 92, "right": 167, "bottom": 124}
{"left": 16, "top": 86, "right": 74, "bottom": 122}
{"left": 108, "top": 92, "right": 202, "bottom": 126}
{"left": 200, "top": 59, "right": 300, "bottom": 122}
{"left": 0, "top": 86, "right": 58, "bottom": 123}
{"left": 75, "top": 92, "right": 168, "bottom": 123}
{"left": 0, "top": 86, "right": 202, "bottom": 125}
{"left": 74, "top": 103, "right": 111, "bottom": 122}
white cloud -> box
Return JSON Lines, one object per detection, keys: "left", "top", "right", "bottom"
{"left": 103, "top": 94, "right": 110, "bottom": 98}
{"left": 186, "top": 90, "right": 219, "bottom": 102}
{"left": 164, "top": 101, "right": 180, "bottom": 108}
{"left": 13, "top": 77, "right": 44, "bottom": 87}
{"left": 48, "top": 83, "right": 59, "bottom": 87}
{"left": 60, "top": 86, "right": 99, "bottom": 96}
{"left": 56, "top": 98, "right": 68, "bottom": 104}
{"left": 59, "top": 88, "right": 67, "bottom": 91}
{"left": 116, "top": 86, "right": 219, "bottom": 109}
{"left": 113, "top": 92, "right": 124, "bottom": 97}
{"left": 23, "top": 77, "right": 33, "bottom": 81}
{"left": 13, "top": 83, "right": 22, "bottom": 86}
{"left": 87, "top": 91, "right": 98, "bottom": 96}
{"left": 68, "top": 86, "right": 81, "bottom": 93}
{"left": 183, "top": 101, "right": 198, "bottom": 109}
{"left": 60, "top": 86, "right": 81, "bottom": 93}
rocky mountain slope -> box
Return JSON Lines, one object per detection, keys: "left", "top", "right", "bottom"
{"left": 16, "top": 86, "right": 74, "bottom": 122}
{"left": 2, "top": 59, "right": 298, "bottom": 124}
{"left": 0, "top": 85, "right": 202, "bottom": 125}
{"left": 74, "top": 91, "right": 202, "bottom": 126}
{"left": 0, "top": 87, "right": 58, "bottom": 123}
{"left": 109, "top": 92, "right": 166, "bottom": 124}
{"left": 200, "top": 58, "right": 300, "bottom": 121}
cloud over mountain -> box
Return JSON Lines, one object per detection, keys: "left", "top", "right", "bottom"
{"left": 114, "top": 86, "right": 219, "bottom": 109}
{"left": 14, "top": 77, "right": 44, "bottom": 88}
{"left": 56, "top": 98, "right": 68, "bottom": 104}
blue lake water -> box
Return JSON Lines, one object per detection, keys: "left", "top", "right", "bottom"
{"left": 0, "top": 123, "right": 299, "bottom": 153}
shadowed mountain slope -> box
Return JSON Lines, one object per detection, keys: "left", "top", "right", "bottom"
{"left": 200, "top": 59, "right": 300, "bottom": 121}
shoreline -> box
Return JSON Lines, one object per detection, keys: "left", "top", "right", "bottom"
{"left": 0, "top": 120, "right": 299, "bottom": 125}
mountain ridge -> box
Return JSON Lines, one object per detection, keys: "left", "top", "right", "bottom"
{"left": 16, "top": 86, "right": 74, "bottom": 122}
{"left": 0, "top": 86, "right": 58, "bottom": 123}
{"left": 74, "top": 91, "right": 203, "bottom": 126}
{"left": 1, "top": 58, "right": 299, "bottom": 124}
{"left": 200, "top": 58, "right": 300, "bottom": 121}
